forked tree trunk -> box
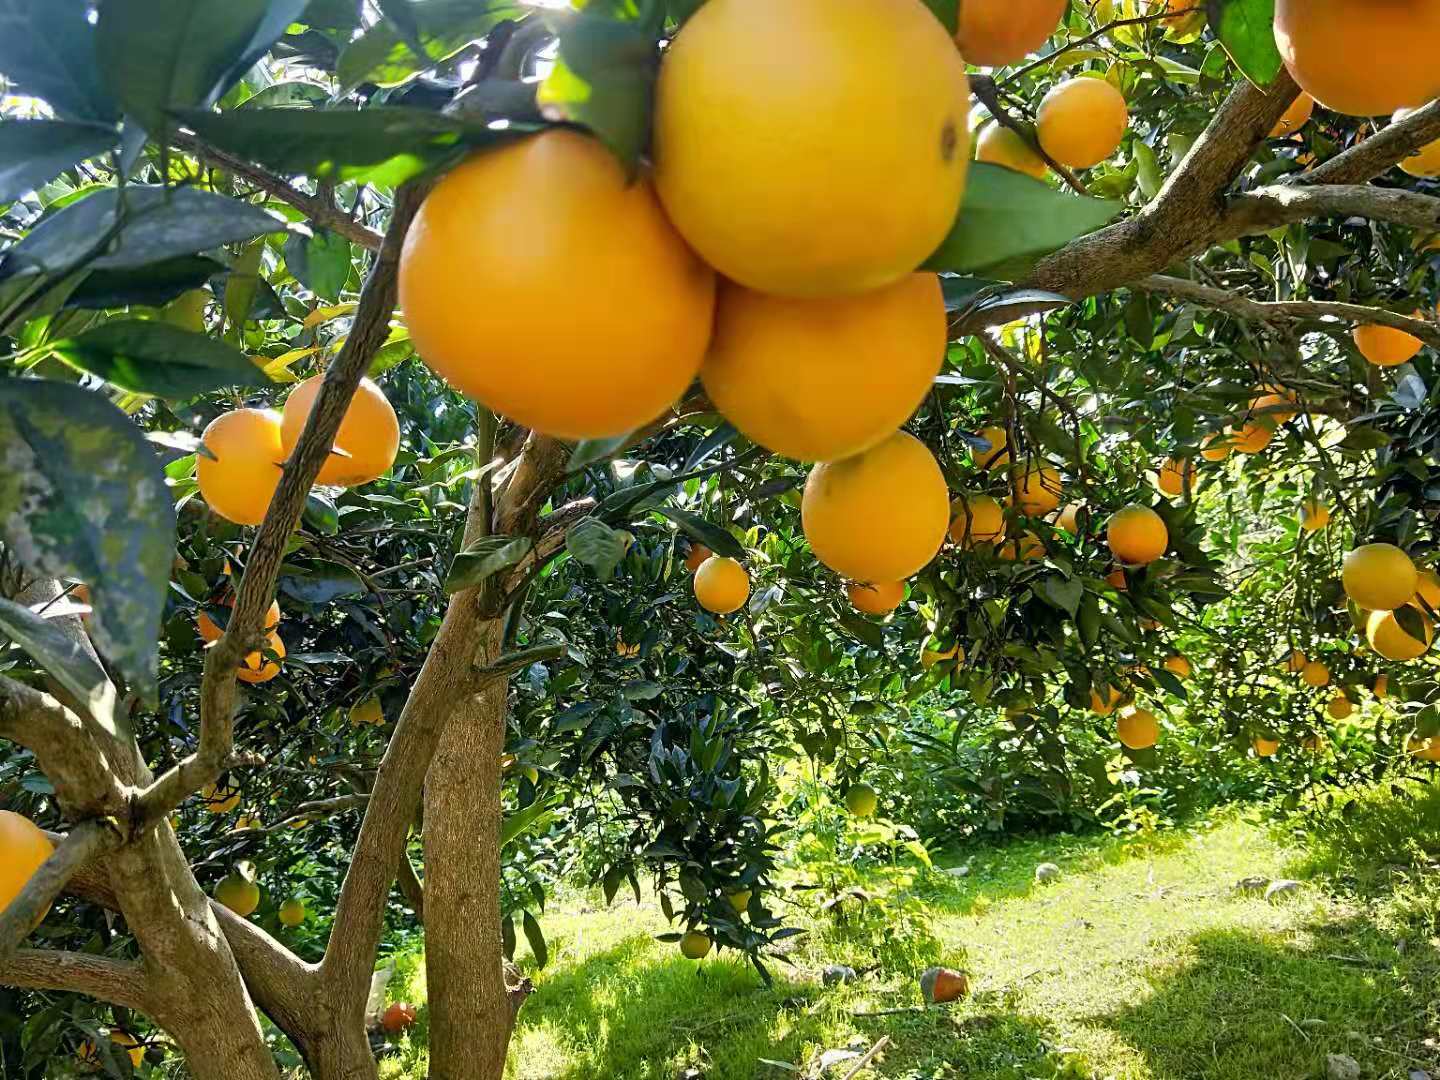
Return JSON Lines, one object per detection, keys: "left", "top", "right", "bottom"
{"left": 421, "top": 617, "right": 513, "bottom": 1080}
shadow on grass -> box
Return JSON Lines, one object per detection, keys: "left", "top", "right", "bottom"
{"left": 1282, "top": 779, "right": 1440, "bottom": 888}
{"left": 1099, "top": 922, "right": 1440, "bottom": 1080}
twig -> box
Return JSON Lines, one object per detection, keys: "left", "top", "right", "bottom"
{"left": 839, "top": 1036, "right": 891, "bottom": 1080}
{"left": 971, "top": 75, "right": 1087, "bottom": 195}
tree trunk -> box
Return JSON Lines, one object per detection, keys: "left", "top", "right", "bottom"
{"left": 421, "top": 618, "right": 513, "bottom": 1080}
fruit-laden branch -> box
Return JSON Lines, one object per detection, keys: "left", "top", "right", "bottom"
{"left": 1140, "top": 274, "right": 1440, "bottom": 348}
{"left": 170, "top": 131, "right": 385, "bottom": 252}
{"left": 0, "top": 950, "right": 152, "bottom": 1012}
{"left": 0, "top": 819, "right": 122, "bottom": 965}
{"left": 970, "top": 75, "right": 1087, "bottom": 194}
{"left": 1219, "top": 184, "right": 1440, "bottom": 241}
{"left": 132, "top": 182, "right": 431, "bottom": 835}
{"left": 1298, "top": 99, "right": 1440, "bottom": 186}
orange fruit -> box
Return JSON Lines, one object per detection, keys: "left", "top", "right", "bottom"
{"left": 1373, "top": 674, "right": 1389, "bottom": 698}
{"left": 400, "top": 131, "right": 714, "bottom": 439}
{"left": 1326, "top": 694, "right": 1353, "bottom": 720}
{"left": 1148, "top": 0, "right": 1206, "bottom": 37}
{"left": 1301, "top": 733, "right": 1326, "bottom": 752}
{"left": 654, "top": 0, "right": 969, "bottom": 298}
{"left": 997, "top": 531, "right": 1045, "bottom": 561}
{"left": 1354, "top": 323, "right": 1423, "bottom": 367}
{"left": 237, "top": 631, "right": 285, "bottom": 684}
{"left": 949, "top": 493, "right": 1006, "bottom": 545}
{"left": 1011, "top": 461, "right": 1062, "bottom": 516}
{"left": 1274, "top": 0, "right": 1440, "bottom": 117}
{"left": 0, "top": 811, "right": 54, "bottom": 929}
{"left": 1300, "top": 499, "right": 1331, "bottom": 533}
{"left": 349, "top": 695, "right": 384, "bottom": 727}
{"left": 1106, "top": 567, "right": 1128, "bottom": 591}
{"left": 1367, "top": 607, "right": 1433, "bottom": 661}
{"left": 1252, "top": 736, "right": 1280, "bottom": 758}
{"left": 694, "top": 556, "right": 751, "bottom": 614}
{"left": 1397, "top": 108, "right": 1440, "bottom": 175}
{"left": 1155, "top": 458, "right": 1193, "bottom": 498}
{"left": 1285, "top": 649, "right": 1308, "bottom": 673}
{"left": 1107, "top": 505, "right": 1168, "bottom": 565}
{"left": 1248, "top": 387, "right": 1298, "bottom": 425}
{"left": 280, "top": 375, "right": 399, "bottom": 487}
{"left": 197, "top": 409, "right": 285, "bottom": 527}
{"left": 1090, "top": 684, "right": 1124, "bottom": 716}
{"left": 803, "top": 431, "right": 949, "bottom": 582}
{"left": 1411, "top": 737, "right": 1440, "bottom": 761}
{"left": 1416, "top": 568, "right": 1440, "bottom": 611}
{"left": 1036, "top": 77, "right": 1128, "bottom": 169}
{"left": 198, "top": 597, "right": 281, "bottom": 643}
{"left": 680, "top": 930, "right": 712, "bottom": 959}
{"left": 1053, "top": 502, "right": 1082, "bottom": 534}
{"left": 973, "top": 425, "right": 1011, "bottom": 470}
{"left": 201, "top": 781, "right": 242, "bottom": 814}
{"left": 109, "top": 1031, "right": 144, "bottom": 1069}
{"left": 975, "top": 122, "right": 1048, "bottom": 180}
{"left": 215, "top": 873, "right": 261, "bottom": 917}
{"left": 278, "top": 899, "right": 307, "bottom": 928}
{"left": 684, "top": 544, "right": 713, "bottom": 573}
{"left": 1163, "top": 655, "right": 1191, "bottom": 680}
{"left": 1231, "top": 421, "right": 1274, "bottom": 455}
{"left": 1301, "top": 660, "right": 1330, "bottom": 688}
{"left": 847, "top": 580, "right": 906, "bottom": 615}
{"left": 701, "top": 273, "right": 945, "bottom": 462}
{"left": 1200, "top": 431, "right": 1233, "bottom": 462}
{"left": 1117, "top": 708, "right": 1159, "bottom": 750}
{"left": 955, "top": 0, "right": 1067, "bottom": 66}
{"left": 1271, "top": 92, "right": 1315, "bottom": 137}
{"left": 1343, "top": 543, "right": 1419, "bottom": 611}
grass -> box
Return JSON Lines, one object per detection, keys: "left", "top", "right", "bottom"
{"left": 376, "top": 796, "right": 1440, "bottom": 1080}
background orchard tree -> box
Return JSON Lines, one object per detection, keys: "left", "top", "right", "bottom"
{"left": 0, "top": 0, "right": 1438, "bottom": 1078}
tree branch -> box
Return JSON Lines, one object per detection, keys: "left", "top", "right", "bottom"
{"left": 0, "top": 950, "right": 152, "bottom": 1012}
{"left": 1297, "top": 98, "right": 1440, "bottom": 186}
{"left": 171, "top": 131, "right": 384, "bottom": 252}
{"left": 0, "top": 819, "right": 122, "bottom": 966}
{"left": 1219, "top": 183, "right": 1440, "bottom": 241}
{"left": 131, "top": 181, "right": 432, "bottom": 834}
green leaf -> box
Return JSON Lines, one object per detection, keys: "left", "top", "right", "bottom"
{"left": 920, "top": 0, "right": 959, "bottom": 34}
{"left": 336, "top": 1, "right": 523, "bottom": 91}
{"left": 0, "top": 380, "right": 176, "bottom": 699}
{"left": 1040, "top": 575, "right": 1083, "bottom": 616}
{"left": 569, "top": 433, "right": 633, "bottom": 472}
{"left": 0, "top": 120, "right": 119, "bottom": 204}
{"left": 51, "top": 320, "right": 269, "bottom": 399}
{"left": 444, "top": 535, "right": 533, "bottom": 594}
{"left": 96, "top": 0, "right": 307, "bottom": 134}
{"left": 278, "top": 563, "right": 368, "bottom": 604}
{"left": 522, "top": 909, "right": 549, "bottom": 968}
{"left": 0, "top": 0, "right": 118, "bottom": 121}
{"left": 0, "top": 596, "right": 117, "bottom": 734}
{"left": 1208, "top": 0, "right": 1282, "bottom": 87}
{"left": 566, "top": 517, "right": 630, "bottom": 582}
{"left": 538, "top": 10, "right": 658, "bottom": 170}
{"left": 224, "top": 239, "right": 264, "bottom": 335}
{"left": 174, "top": 106, "right": 530, "bottom": 187}
{"left": 303, "top": 491, "right": 340, "bottom": 535}
{"left": 924, "top": 163, "right": 1122, "bottom": 278}
{"left": 285, "top": 229, "right": 352, "bottom": 301}
{"left": 65, "top": 255, "right": 226, "bottom": 311}
{"left": 838, "top": 610, "right": 886, "bottom": 649}
{"left": 652, "top": 506, "right": 744, "bottom": 560}
{"left": 501, "top": 796, "right": 555, "bottom": 849}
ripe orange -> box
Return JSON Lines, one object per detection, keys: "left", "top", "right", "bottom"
{"left": 1342, "top": 543, "right": 1419, "bottom": 611}
{"left": 1300, "top": 499, "right": 1331, "bottom": 533}
{"left": 1354, "top": 324, "right": 1423, "bottom": 367}
{"left": 1163, "top": 655, "right": 1191, "bottom": 680}
{"left": 381, "top": 1002, "right": 418, "bottom": 1035}
{"left": 1326, "top": 694, "right": 1353, "bottom": 720}
{"left": 1036, "top": 77, "right": 1129, "bottom": 169}
{"left": 1053, "top": 502, "right": 1083, "bottom": 534}
{"left": 198, "top": 597, "right": 281, "bottom": 643}
{"left": 1417, "top": 569, "right": 1440, "bottom": 610}
{"left": 215, "top": 873, "right": 260, "bottom": 917}
{"left": 1300, "top": 660, "right": 1330, "bottom": 688}
{"left": 973, "top": 425, "right": 1010, "bottom": 470}
{"left": 280, "top": 375, "right": 399, "bottom": 487}
{"left": 803, "top": 431, "right": 949, "bottom": 582}
{"left": 1248, "top": 386, "right": 1298, "bottom": 425}
{"left": 1090, "top": 684, "right": 1124, "bottom": 716}
{"left": 1367, "top": 607, "right": 1433, "bottom": 661}
{"left": 654, "top": 0, "right": 970, "bottom": 298}
{"left": 1271, "top": 92, "right": 1315, "bottom": 137}
{"left": 680, "top": 930, "right": 712, "bottom": 959}
{"left": 1117, "top": 708, "right": 1159, "bottom": 750}
{"left": 1231, "top": 421, "right": 1274, "bottom": 455}
{"left": 399, "top": 130, "right": 715, "bottom": 439}
{"left": 1274, "top": 0, "right": 1440, "bottom": 117}
{"left": 237, "top": 631, "right": 285, "bottom": 684}
{"left": 694, "top": 556, "right": 751, "bottom": 614}
{"left": 197, "top": 409, "right": 285, "bottom": 527}
{"left": 201, "top": 781, "right": 242, "bottom": 814}
{"left": 847, "top": 580, "right": 906, "bottom": 616}
{"left": 949, "top": 493, "right": 1006, "bottom": 545}
{"left": 1301, "top": 733, "right": 1326, "bottom": 752}
{"left": 996, "top": 531, "right": 1045, "bottom": 562}
{"left": 1106, "top": 567, "right": 1128, "bottom": 591}
{"left": 1148, "top": 0, "right": 1206, "bottom": 37}
{"left": 0, "top": 811, "right": 54, "bottom": 929}
{"left": 955, "top": 0, "right": 1067, "bottom": 66}
{"left": 1155, "top": 458, "right": 1193, "bottom": 498}
{"left": 684, "top": 544, "right": 713, "bottom": 573}
{"left": 1107, "top": 505, "right": 1168, "bottom": 566}
{"left": 1011, "top": 461, "right": 1062, "bottom": 516}
{"left": 1373, "top": 674, "right": 1389, "bottom": 698}
{"left": 1411, "top": 737, "right": 1440, "bottom": 761}
{"left": 701, "top": 273, "right": 945, "bottom": 462}
{"left": 1285, "top": 649, "right": 1308, "bottom": 673}
{"left": 350, "top": 695, "right": 384, "bottom": 727}
{"left": 1396, "top": 108, "right": 1440, "bottom": 175}
{"left": 975, "top": 123, "right": 1048, "bottom": 180}
{"left": 1200, "top": 431, "right": 1233, "bottom": 462}
{"left": 109, "top": 1031, "right": 145, "bottom": 1069}
{"left": 1252, "top": 736, "right": 1280, "bottom": 758}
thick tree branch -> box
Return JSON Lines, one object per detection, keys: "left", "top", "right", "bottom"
{"left": 0, "top": 819, "right": 122, "bottom": 965}
{"left": 172, "top": 131, "right": 384, "bottom": 252}
{"left": 132, "top": 182, "right": 432, "bottom": 834}
{"left": 1140, "top": 274, "right": 1440, "bottom": 347}
{"left": 1297, "top": 99, "right": 1440, "bottom": 186}
{"left": 0, "top": 950, "right": 152, "bottom": 1012}
{"left": 397, "top": 853, "right": 424, "bottom": 922}
{"left": 1219, "top": 184, "right": 1440, "bottom": 241}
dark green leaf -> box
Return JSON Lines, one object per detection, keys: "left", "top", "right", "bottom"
{"left": 285, "top": 229, "right": 352, "bottom": 301}
{"left": 238, "top": 81, "right": 329, "bottom": 109}
{"left": 52, "top": 320, "right": 268, "bottom": 398}
{"left": 0, "top": 120, "right": 118, "bottom": 204}
{"left": 444, "top": 535, "right": 532, "bottom": 593}
{"left": 622, "top": 680, "right": 662, "bottom": 701}
{"left": 681, "top": 423, "right": 737, "bottom": 473}
{"left": 278, "top": 563, "right": 368, "bottom": 604}
{"left": 500, "top": 913, "right": 516, "bottom": 960}
{"left": 336, "top": 1, "right": 523, "bottom": 90}
{"left": 174, "top": 105, "right": 531, "bottom": 186}
{"left": 539, "top": 10, "right": 657, "bottom": 170}
{"left": 223, "top": 239, "right": 264, "bottom": 333}
{"left": 0, "top": 0, "right": 118, "bottom": 121}
{"left": 1209, "top": 0, "right": 1282, "bottom": 87}
{"left": 303, "top": 491, "right": 340, "bottom": 535}
{"left": 522, "top": 909, "right": 548, "bottom": 968}
{"left": 924, "top": 163, "right": 1122, "bottom": 277}
{"left": 651, "top": 506, "right": 743, "bottom": 559}
{"left": 1040, "top": 575, "right": 1083, "bottom": 616}
{"left": 566, "top": 517, "right": 630, "bottom": 582}
{"left": 920, "top": 0, "right": 959, "bottom": 34}
{"left": 0, "top": 596, "right": 117, "bottom": 734}
{"left": 569, "top": 433, "right": 633, "bottom": 472}
{"left": 65, "top": 255, "right": 227, "bottom": 311}
{"left": 0, "top": 380, "right": 176, "bottom": 699}
{"left": 838, "top": 610, "right": 886, "bottom": 649}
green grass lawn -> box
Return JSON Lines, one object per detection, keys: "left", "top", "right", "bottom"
{"left": 376, "top": 789, "right": 1440, "bottom": 1080}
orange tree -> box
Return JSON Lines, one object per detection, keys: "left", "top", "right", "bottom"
{"left": 1, "top": 0, "right": 1440, "bottom": 1077}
